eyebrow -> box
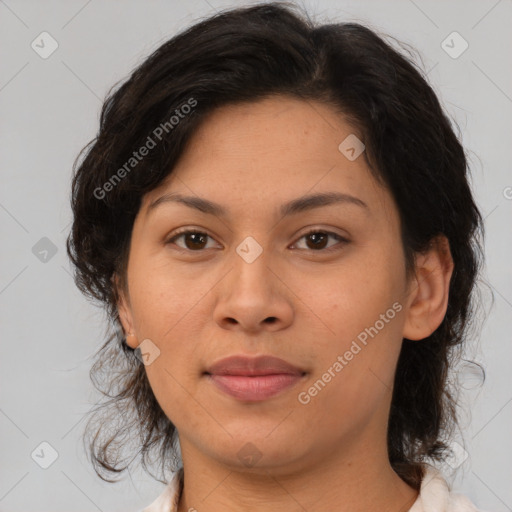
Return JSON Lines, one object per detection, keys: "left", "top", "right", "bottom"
{"left": 146, "top": 191, "right": 369, "bottom": 218}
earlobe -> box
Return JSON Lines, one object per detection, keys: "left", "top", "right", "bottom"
{"left": 402, "top": 236, "right": 454, "bottom": 341}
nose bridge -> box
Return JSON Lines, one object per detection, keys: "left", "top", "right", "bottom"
{"left": 231, "top": 233, "right": 273, "bottom": 296}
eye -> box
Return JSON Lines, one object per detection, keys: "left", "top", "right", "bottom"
{"left": 292, "top": 229, "right": 349, "bottom": 252}
{"left": 165, "top": 228, "right": 350, "bottom": 253}
{"left": 165, "top": 229, "right": 217, "bottom": 251}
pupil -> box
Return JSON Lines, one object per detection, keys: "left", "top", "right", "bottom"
{"left": 309, "top": 233, "right": 326, "bottom": 249}
{"left": 188, "top": 233, "right": 206, "bottom": 249}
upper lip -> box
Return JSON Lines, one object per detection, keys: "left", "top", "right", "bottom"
{"left": 205, "top": 355, "right": 306, "bottom": 376}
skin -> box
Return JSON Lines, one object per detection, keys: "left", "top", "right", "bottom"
{"left": 116, "top": 95, "right": 454, "bottom": 512}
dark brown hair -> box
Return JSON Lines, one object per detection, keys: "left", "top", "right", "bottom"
{"left": 66, "top": 1, "right": 485, "bottom": 489}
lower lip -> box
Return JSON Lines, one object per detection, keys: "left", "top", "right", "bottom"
{"left": 206, "top": 373, "right": 304, "bottom": 401}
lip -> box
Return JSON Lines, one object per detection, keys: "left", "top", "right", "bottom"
{"left": 204, "top": 355, "right": 306, "bottom": 401}
{"left": 205, "top": 355, "right": 305, "bottom": 376}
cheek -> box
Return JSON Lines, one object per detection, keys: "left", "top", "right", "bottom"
{"left": 296, "top": 251, "right": 406, "bottom": 403}
{"left": 302, "top": 254, "right": 402, "bottom": 345}
{"left": 128, "top": 255, "right": 202, "bottom": 337}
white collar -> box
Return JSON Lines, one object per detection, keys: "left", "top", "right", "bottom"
{"left": 409, "top": 465, "right": 480, "bottom": 512}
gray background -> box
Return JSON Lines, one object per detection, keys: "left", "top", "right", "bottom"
{"left": 1, "top": 0, "right": 511, "bottom": 510}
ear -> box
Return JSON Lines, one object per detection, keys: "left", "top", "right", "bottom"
{"left": 112, "top": 272, "right": 139, "bottom": 349}
{"left": 402, "top": 235, "right": 454, "bottom": 341}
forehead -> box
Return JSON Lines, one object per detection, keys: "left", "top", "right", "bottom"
{"left": 181, "top": 96, "right": 356, "bottom": 161}
{"left": 141, "top": 96, "right": 394, "bottom": 222}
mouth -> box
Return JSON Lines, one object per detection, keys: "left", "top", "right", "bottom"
{"left": 203, "top": 354, "right": 307, "bottom": 402}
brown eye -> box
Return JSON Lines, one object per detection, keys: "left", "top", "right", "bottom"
{"left": 165, "top": 228, "right": 349, "bottom": 253}
{"left": 293, "top": 230, "right": 349, "bottom": 252}
{"left": 166, "top": 230, "right": 214, "bottom": 251}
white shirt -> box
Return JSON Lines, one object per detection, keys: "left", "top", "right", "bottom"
{"left": 140, "top": 465, "right": 481, "bottom": 512}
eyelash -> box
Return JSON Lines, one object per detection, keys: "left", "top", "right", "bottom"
{"left": 165, "top": 227, "right": 350, "bottom": 254}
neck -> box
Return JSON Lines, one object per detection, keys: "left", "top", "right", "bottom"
{"left": 176, "top": 440, "right": 418, "bottom": 512}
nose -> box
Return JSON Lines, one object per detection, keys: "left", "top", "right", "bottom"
{"left": 212, "top": 245, "right": 294, "bottom": 334}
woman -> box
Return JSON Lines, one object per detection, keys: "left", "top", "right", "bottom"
{"left": 66, "top": 2, "right": 484, "bottom": 511}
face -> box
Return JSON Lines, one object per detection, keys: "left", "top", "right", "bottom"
{"left": 116, "top": 96, "right": 439, "bottom": 475}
